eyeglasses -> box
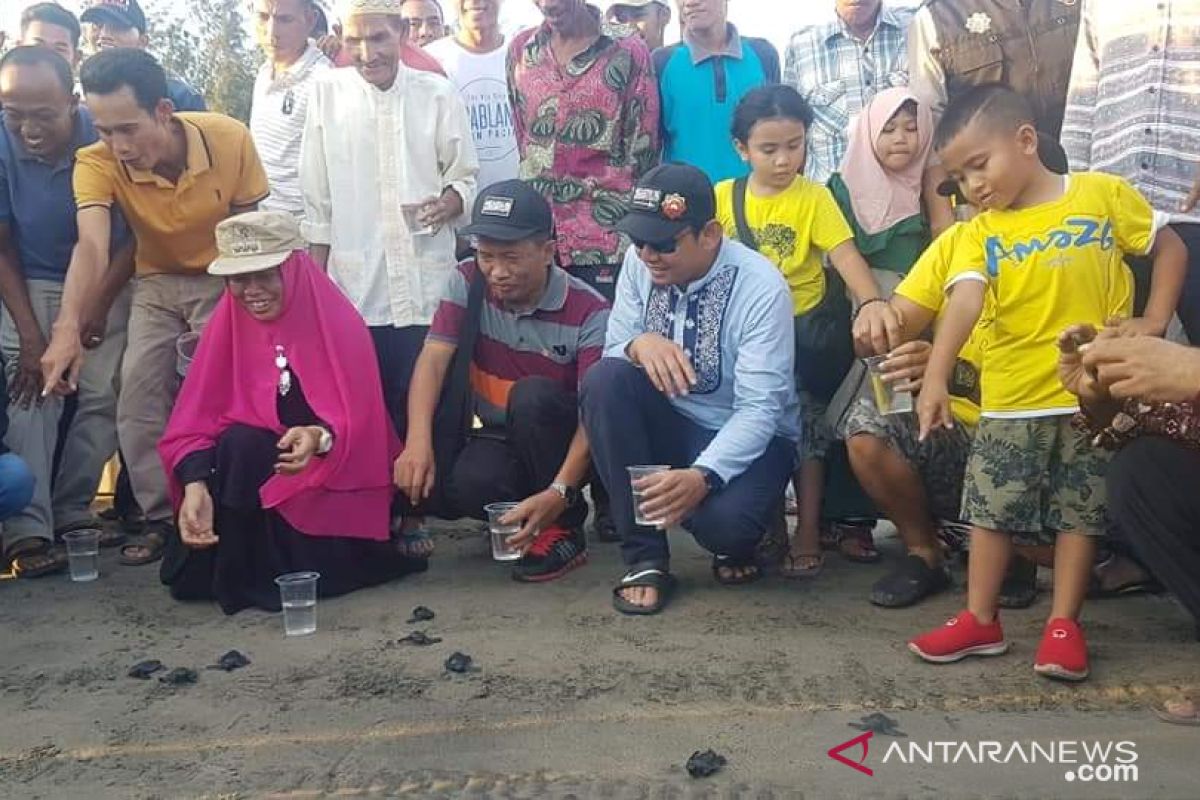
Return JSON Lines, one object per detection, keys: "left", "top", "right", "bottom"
{"left": 631, "top": 236, "right": 680, "bottom": 255}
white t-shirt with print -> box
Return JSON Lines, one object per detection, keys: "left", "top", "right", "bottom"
{"left": 425, "top": 38, "right": 520, "bottom": 193}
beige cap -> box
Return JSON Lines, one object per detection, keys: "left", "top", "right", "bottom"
{"left": 209, "top": 212, "right": 306, "bottom": 277}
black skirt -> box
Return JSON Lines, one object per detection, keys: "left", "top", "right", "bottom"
{"left": 160, "top": 424, "right": 425, "bottom": 615}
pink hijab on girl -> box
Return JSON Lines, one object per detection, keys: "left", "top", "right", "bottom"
{"left": 838, "top": 88, "right": 934, "bottom": 236}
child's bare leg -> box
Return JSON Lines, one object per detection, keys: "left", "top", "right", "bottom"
{"left": 788, "top": 459, "right": 824, "bottom": 567}
{"left": 1050, "top": 532, "right": 1096, "bottom": 621}
{"left": 967, "top": 526, "right": 1012, "bottom": 622}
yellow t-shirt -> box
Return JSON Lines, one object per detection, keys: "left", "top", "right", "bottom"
{"left": 895, "top": 224, "right": 987, "bottom": 428}
{"left": 74, "top": 113, "right": 270, "bottom": 275}
{"left": 943, "top": 172, "right": 1147, "bottom": 416}
{"left": 715, "top": 176, "right": 854, "bottom": 315}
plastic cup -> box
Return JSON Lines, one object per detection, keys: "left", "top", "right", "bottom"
{"left": 485, "top": 502, "right": 523, "bottom": 562}
{"left": 62, "top": 528, "right": 100, "bottom": 582}
{"left": 401, "top": 203, "right": 436, "bottom": 236}
{"left": 275, "top": 571, "right": 320, "bottom": 636}
{"left": 864, "top": 355, "right": 913, "bottom": 416}
{"left": 176, "top": 332, "right": 201, "bottom": 378}
{"left": 627, "top": 465, "right": 671, "bottom": 527}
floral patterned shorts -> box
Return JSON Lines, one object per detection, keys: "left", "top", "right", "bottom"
{"left": 841, "top": 397, "right": 972, "bottom": 522}
{"left": 961, "top": 416, "right": 1110, "bottom": 541}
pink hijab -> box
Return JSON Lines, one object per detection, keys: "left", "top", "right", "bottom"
{"left": 838, "top": 88, "right": 934, "bottom": 236}
{"left": 158, "top": 252, "right": 399, "bottom": 542}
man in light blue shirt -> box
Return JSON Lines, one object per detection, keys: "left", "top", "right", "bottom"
{"left": 581, "top": 164, "right": 798, "bottom": 615}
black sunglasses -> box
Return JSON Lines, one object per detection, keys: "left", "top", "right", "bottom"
{"left": 631, "top": 227, "right": 691, "bottom": 255}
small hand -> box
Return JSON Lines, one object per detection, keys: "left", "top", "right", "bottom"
{"left": 316, "top": 33, "right": 342, "bottom": 62}
{"left": 39, "top": 328, "right": 83, "bottom": 397}
{"left": 635, "top": 468, "right": 709, "bottom": 529}
{"left": 274, "top": 426, "right": 322, "bottom": 475}
{"left": 916, "top": 383, "right": 953, "bottom": 442}
{"left": 629, "top": 333, "right": 697, "bottom": 397}
{"left": 179, "top": 483, "right": 217, "bottom": 549}
{"left": 853, "top": 301, "right": 904, "bottom": 358}
{"left": 880, "top": 340, "right": 932, "bottom": 394}
{"left": 1057, "top": 324, "right": 1107, "bottom": 404}
{"left": 11, "top": 331, "right": 47, "bottom": 409}
{"left": 500, "top": 488, "right": 569, "bottom": 551}
{"left": 393, "top": 442, "right": 436, "bottom": 502}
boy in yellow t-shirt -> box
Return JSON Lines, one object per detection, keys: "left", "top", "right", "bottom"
{"left": 909, "top": 85, "right": 1188, "bottom": 682}
{"left": 714, "top": 85, "right": 901, "bottom": 579}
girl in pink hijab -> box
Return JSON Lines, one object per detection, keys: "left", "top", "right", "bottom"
{"left": 157, "top": 212, "right": 425, "bottom": 615}
{"left": 827, "top": 88, "right": 934, "bottom": 281}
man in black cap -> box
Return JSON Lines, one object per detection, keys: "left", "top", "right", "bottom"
{"left": 580, "top": 164, "right": 800, "bottom": 615}
{"left": 79, "top": 0, "right": 206, "bottom": 112}
{"left": 395, "top": 179, "right": 611, "bottom": 583}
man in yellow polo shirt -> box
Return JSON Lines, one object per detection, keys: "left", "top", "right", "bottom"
{"left": 41, "top": 47, "right": 268, "bottom": 566}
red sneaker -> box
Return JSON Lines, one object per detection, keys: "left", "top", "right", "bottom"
{"left": 908, "top": 609, "right": 1009, "bottom": 663}
{"left": 1034, "top": 618, "right": 1089, "bottom": 681}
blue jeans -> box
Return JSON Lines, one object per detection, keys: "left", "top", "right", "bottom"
{"left": 581, "top": 358, "right": 795, "bottom": 569}
{"left": 0, "top": 452, "right": 35, "bottom": 524}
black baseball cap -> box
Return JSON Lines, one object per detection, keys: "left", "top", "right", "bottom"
{"left": 81, "top": 0, "right": 147, "bottom": 34}
{"left": 461, "top": 180, "right": 555, "bottom": 242}
{"left": 617, "top": 163, "right": 716, "bottom": 245}
{"left": 936, "top": 131, "right": 1070, "bottom": 198}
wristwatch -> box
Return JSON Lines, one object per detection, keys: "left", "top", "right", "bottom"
{"left": 549, "top": 482, "right": 580, "bottom": 505}
{"left": 693, "top": 466, "right": 725, "bottom": 494}
{"left": 315, "top": 426, "right": 334, "bottom": 456}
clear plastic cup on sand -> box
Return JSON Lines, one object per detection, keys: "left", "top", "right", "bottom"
{"left": 62, "top": 528, "right": 100, "bottom": 582}
{"left": 864, "top": 355, "right": 913, "bottom": 416}
{"left": 176, "top": 332, "right": 201, "bottom": 378}
{"left": 485, "top": 502, "right": 523, "bottom": 562}
{"left": 627, "top": 465, "right": 671, "bottom": 527}
{"left": 275, "top": 571, "right": 320, "bottom": 636}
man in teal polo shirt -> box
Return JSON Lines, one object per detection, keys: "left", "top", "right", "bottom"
{"left": 653, "top": 0, "right": 779, "bottom": 183}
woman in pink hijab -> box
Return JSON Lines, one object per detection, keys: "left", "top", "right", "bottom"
{"left": 827, "top": 87, "right": 934, "bottom": 283}
{"left": 157, "top": 212, "right": 425, "bottom": 615}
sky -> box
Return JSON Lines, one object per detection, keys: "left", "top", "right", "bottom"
{"left": 3, "top": 1, "right": 922, "bottom": 58}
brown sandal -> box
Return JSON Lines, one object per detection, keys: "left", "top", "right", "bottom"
{"left": 6, "top": 538, "right": 68, "bottom": 579}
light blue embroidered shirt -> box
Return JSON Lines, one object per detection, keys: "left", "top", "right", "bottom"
{"left": 606, "top": 238, "right": 801, "bottom": 482}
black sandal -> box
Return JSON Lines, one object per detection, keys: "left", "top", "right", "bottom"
{"left": 612, "top": 563, "right": 676, "bottom": 616}
{"left": 870, "top": 554, "right": 951, "bottom": 608}
{"left": 119, "top": 529, "right": 168, "bottom": 567}
{"left": 6, "top": 539, "right": 68, "bottom": 579}
{"left": 712, "top": 555, "right": 762, "bottom": 586}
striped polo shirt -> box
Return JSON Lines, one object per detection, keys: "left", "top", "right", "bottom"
{"left": 428, "top": 260, "right": 610, "bottom": 427}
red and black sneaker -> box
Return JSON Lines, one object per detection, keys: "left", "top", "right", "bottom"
{"left": 1034, "top": 618, "right": 1090, "bottom": 681}
{"left": 908, "top": 609, "right": 1009, "bottom": 663}
{"left": 512, "top": 525, "right": 588, "bottom": 583}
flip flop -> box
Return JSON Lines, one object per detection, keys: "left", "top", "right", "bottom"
{"left": 119, "top": 529, "right": 167, "bottom": 566}
{"left": 1154, "top": 700, "right": 1200, "bottom": 726}
{"left": 780, "top": 551, "right": 824, "bottom": 579}
{"left": 711, "top": 555, "right": 762, "bottom": 586}
{"left": 612, "top": 563, "right": 676, "bottom": 616}
{"left": 10, "top": 542, "right": 68, "bottom": 579}
{"left": 838, "top": 525, "right": 881, "bottom": 564}
{"left": 395, "top": 529, "right": 435, "bottom": 559}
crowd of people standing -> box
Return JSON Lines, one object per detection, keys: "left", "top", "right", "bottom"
{"left": 3, "top": 0, "right": 1200, "bottom": 722}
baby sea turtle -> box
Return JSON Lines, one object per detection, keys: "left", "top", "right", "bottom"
{"left": 127, "top": 660, "right": 165, "bottom": 680}
{"left": 444, "top": 651, "right": 474, "bottom": 674}
{"left": 407, "top": 606, "right": 436, "bottom": 624}
{"left": 685, "top": 749, "right": 727, "bottom": 778}
{"left": 398, "top": 631, "right": 442, "bottom": 647}
{"left": 848, "top": 712, "right": 907, "bottom": 737}
{"left": 208, "top": 650, "right": 251, "bottom": 672}
{"left": 158, "top": 667, "right": 198, "bottom": 686}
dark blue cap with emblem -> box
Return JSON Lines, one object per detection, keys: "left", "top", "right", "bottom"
{"left": 461, "top": 179, "right": 555, "bottom": 242}
{"left": 617, "top": 163, "right": 716, "bottom": 244}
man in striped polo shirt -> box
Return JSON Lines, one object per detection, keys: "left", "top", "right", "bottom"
{"left": 394, "top": 179, "right": 610, "bottom": 583}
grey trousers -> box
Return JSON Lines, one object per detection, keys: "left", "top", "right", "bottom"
{"left": 1, "top": 279, "right": 130, "bottom": 548}
{"left": 118, "top": 273, "right": 224, "bottom": 525}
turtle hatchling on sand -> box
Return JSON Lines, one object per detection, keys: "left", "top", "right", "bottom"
{"left": 127, "top": 660, "right": 165, "bottom": 680}
{"left": 848, "top": 712, "right": 907, "bottom": 737}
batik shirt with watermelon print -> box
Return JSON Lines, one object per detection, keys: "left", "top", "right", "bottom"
{"left": 507, "top": 17, "right": 661, "bottom": 268}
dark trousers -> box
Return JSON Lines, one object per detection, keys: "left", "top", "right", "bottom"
{"left": 1108, "top": 436, "right": 1200, "bottom": 625}
{"left": 369, "top": 325, "right": 429, "bottom": 440}
{"left": 580, "top": 358, "right": 795, "bottom": 568}
{"left": 442, "top": 376, "right": 587, "bottom": 528}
